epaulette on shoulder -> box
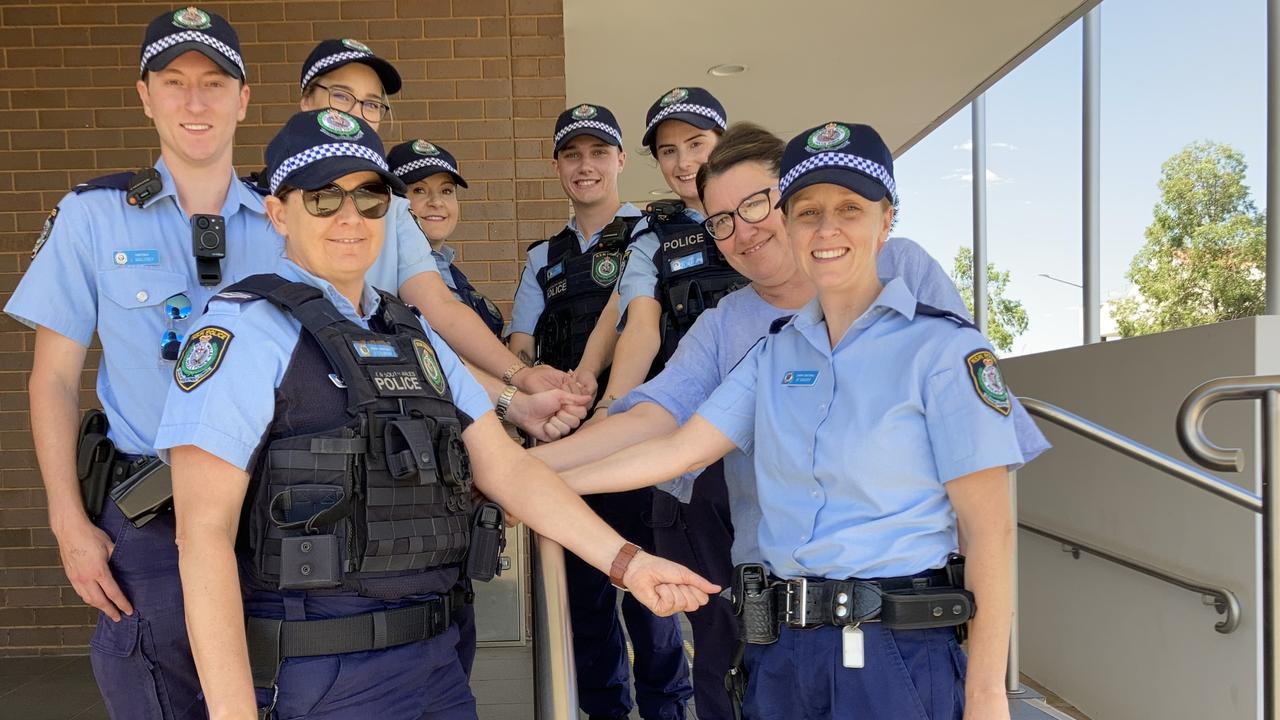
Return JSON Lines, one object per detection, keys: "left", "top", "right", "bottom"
{"left": 915, "top": 303, "right": 977, "bottom": 330}
{"left": 71, "top": 171, "right": 134, "bottom": 195}
{"left": 240, "top": 175, "right": 269, "bottom": 197}
{"left": 769, "top": 315, "right": 795, "bottom": 334}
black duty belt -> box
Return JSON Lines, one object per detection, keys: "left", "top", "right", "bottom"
{"left": 247, "top": 594, "right": 456, "bottom": 690}
{"left": 770, "top": 566, "right": 967, "bottom": 628}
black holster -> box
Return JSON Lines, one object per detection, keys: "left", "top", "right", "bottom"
{"left": 465, "top": 502, "right": 506, "bottom": 582}
{"left": 75, "top": 409, "right": 114, "bottom": 521}
{"left": 731, "top": 563, "right": 778, "bottom": 645}
{"left": 108, "top": 458, "right": 171, "bottom": 528}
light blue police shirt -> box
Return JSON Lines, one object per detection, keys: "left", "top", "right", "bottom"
{"left": 433, "top": 243, "right": 462, "bottom": 297}
{"left": 154, "top": 258, "right": 491, "bottom": 471}
{"left": 612, "top": 237, "right": 1050, "bottom": 566}
{"left": 697, "top": 277, "right": 1027, "bottom": 580}
{"left": 4, "top": 158, "right": 283, "bottom": 456}
{"left": 614, "top": 207, "right": 706, "bottom": 330}
{"left": 508, "top": 203, "right": 643, "bottom": 336}
{"left": 365, "top": 195, "right": 440, "bottom": 295}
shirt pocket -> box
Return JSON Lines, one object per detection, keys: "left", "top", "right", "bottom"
{"left": 98, "top": 268, "right": 189, "bottom": 370}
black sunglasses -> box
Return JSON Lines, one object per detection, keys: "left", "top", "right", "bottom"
{"left": 283, "top": 182, "right": 392, "bottom": 219}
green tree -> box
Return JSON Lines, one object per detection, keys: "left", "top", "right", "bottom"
{"left": 1113, "top": 141, "right": 1266, "bottom": 337}
{"left": 951, "top": 246, "right": 1029, "bottom": 353}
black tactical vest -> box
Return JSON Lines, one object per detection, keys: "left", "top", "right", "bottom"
{"left": 647, "top": 202, "right": 746, "bottom": 371}
{"left": 532, "top": 215, "right": 640, "bottom": 370}
{"left": 225, "top": 274, "right": 473, "bottom": 600}
{"left": 448, "top": 263, "right": 504, "bottom": 337}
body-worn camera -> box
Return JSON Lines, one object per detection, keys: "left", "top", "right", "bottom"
{"left": 191, "top": 213, "right": 225, "bottom": 286}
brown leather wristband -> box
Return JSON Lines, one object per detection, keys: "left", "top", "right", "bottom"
{"left": 609, "top": 542, "right": 642, "bottom": 590}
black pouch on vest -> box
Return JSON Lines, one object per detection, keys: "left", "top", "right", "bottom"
{"left": 879, "top": 588, "right": 975, "bottom": 630}
{"left": 279, "top": 535, "right": 342, "bottom": 590}
{"left": 384, "top": 419, "right": 436, "bottom": 483}
{"left": 75, "top": 409, "right": 114, "bottom": 521}
{"left": 732, "top": 563, "right": 778, "bottom": 645}
{"left": 466, "top": 502, "right": 506, "bottom": 582}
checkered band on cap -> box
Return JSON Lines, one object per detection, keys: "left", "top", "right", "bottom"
{"left": 140, "top": 30, "right": 245, "bottom": 77}
{"left": 779, "top": 152, "right": 898, "bottom": 203}
{"left": 301, "top": 51, "right": 371, "bottom": 91}
{"left": 554, "top": 120, "right": 622, "bottom": 147}
{"left": 645, "top": 103, "right": 727, "bottom": 135}
{"left": 393, "top": 156, "right": 460, "bottom": 180}
{"left": 269, "top": 143, "right": 389, "bottom": 194}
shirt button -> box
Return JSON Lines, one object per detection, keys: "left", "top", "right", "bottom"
{"left": 810, "top": 490, "right": 819, "bottom": 498}
{"left": 136, "top": 290, "right": 149, "bottom": 303}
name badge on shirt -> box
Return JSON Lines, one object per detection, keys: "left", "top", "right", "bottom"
{"left": 113, "top": 249, "right": 160, "bottom": 266}
{"left": 352, "top": 339, "right": 400, "bottom": 360}
{"left": 669, "top": 250, "right": 706, "bottom": 273}
{"left": 781, "top": 370, "right": 819, "bottom": 386}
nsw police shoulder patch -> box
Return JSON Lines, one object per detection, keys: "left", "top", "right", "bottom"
{"left": 966, "top": 348, "right": 1010, "bottom": 416}
{"left": 175, "top": 327, "right": 233, "bottom": 392}
{"left": 413, "top": 338, "right": 448, "bottom": 396}
{"left": 31, "top": 206, "right": 58, "bottom": 258}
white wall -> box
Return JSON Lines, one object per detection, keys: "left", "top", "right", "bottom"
{"left": 1001, "top": 316, "right": 1280, "bottom": 720}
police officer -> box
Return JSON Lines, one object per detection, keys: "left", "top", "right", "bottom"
{"left": 388, "top": 139, "right": 505, "bottom": 337}
{"left": 562, "top": 122, "right": 1036, "bottom": 719}
{"left": 573, "top": 86, "right": 739, "bottom": 720}
{"left": 5, "top": 8, "right": 281, "bottom": 718}
{"left": 295, "top": 39, "right": 579, "bottom": 399}
{"left": 509, "top": 104, "right": 693, "bottom": 720}
{"left": 155, "top": 109, "right": 717, "bottom": 720}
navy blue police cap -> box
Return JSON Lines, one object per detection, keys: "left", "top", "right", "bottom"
{"left": 553, "top": 103, "right": 623, "bottom": 157}
{"left": 300, "top": 39, "right": 402, "bottom": 96}
{"left": 388, "top": 140, "right": 469, "bottom": 191}
{"left": 264, "top": 109, "right": 405, "bottom": 196}
{"left": 641, "top": 87, "right": 727, "bottom": 151}
{"left": 140, "top": 6, "right": 244, "bottom": 80}
{"left": 776, "top": 122, "right": 898, "bottom": 210}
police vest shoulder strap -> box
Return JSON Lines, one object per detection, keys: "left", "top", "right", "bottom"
{"left": 768, "top": 315, "right": 795, "bottom": 335}
{"left": 373, "top": 289, "right": 424, "bottom": 335}
{"left": 914, "top": 302, "right": 977, "bottom": 330}
{"left": 597, "top": 215, "right": 642, "bottom": 252}
{"left": 544, "top": 226, "right": 579, "bottom": 265}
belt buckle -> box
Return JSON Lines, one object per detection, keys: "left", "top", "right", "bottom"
{"left": 784, "top": 577, "right": 808, "bottom": 627}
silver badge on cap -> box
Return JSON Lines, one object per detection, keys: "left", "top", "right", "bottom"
{"left": 317, "top": 109, "right": 363, "bottom": 140}
{"left": 659, "top": 88, "right": 688, "bottom": 107}
{"left": 341, "top": 38, "right": 372, "bottom": 53}
{"left": 172, "top": 6, "right": 212, "bottom": 30}
{"left": 806, "top": 122, "right": 851, "bottom": 153}
{"left": 571, "top": 104, "right": 597, "bottom": 120}
{"left": 412, "top": 140, "right": 441, "bottom": 156}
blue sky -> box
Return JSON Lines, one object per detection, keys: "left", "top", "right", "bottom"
{"left": 893, "top": 0, "right": 1268, "bottom": 355}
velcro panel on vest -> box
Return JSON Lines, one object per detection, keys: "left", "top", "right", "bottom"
{"left": 257, "top": 433, "right": 355, "bottom": 581}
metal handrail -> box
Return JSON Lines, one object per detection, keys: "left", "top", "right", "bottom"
{"left": 1175, "top": 376, "right": 1280, "bottom": 720}
{"left": 1019, "top": 520, "right": 1241, "bottom": 634}
{"left": 1020, "top": 397, "right": 1261, "bottom": 512}
{"left": 531, "top": 533, "right": 576, "bottom": 720}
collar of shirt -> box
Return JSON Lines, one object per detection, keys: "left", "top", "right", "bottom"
{"left": 152, "top": 156, "right": 266, "bottom": 219}
{"left": 564, "top": 202, "right": 641, "bottom": 252}
{"left": 792, "top": 276, "right": 917, "bottom": 353}
{"left": 433, "top": 243, "right": 457, "bottom": 266}
{"left": 274, "top": 257, "right": 382, "bottom": 325}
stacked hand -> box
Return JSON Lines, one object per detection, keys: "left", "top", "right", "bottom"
{"left": 622, "top": 550, "right": 720, "bottom": 617}
{"left": 512, "top": 364, "right": 571, "bottom": 393}
{"left": 506, "top": 387, "right": 592, "bottom": 441}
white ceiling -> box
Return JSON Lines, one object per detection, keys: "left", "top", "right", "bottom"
{"left": 564, "top": 0, "right": 1099, "bottom": 200}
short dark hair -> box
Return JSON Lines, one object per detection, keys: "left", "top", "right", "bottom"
{"left": 695, "top": 122, "right": 784, "bottom": 205}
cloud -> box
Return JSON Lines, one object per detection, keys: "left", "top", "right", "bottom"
{"left": 940, "top": 168, "right": 1010, "bottom": 184}
{"left": 952, "top": 140, "right": 1020, "bottom": 151}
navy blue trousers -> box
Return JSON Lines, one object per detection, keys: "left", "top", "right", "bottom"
{"left": 742, "top": 625, "right": 967, "bottom": 720}
{"left": 650, "top": 464, "right": 737, "bottom": 720}
{"left": 248, "top": 593, "right": 477, "bottom": 720}
{"left": 90, "top": 502, "right": 204, "bottom": 720}
{"left": 566, "top": 487, "right": 692, "bottom": 719}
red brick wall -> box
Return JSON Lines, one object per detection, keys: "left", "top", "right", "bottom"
{"left": 0, "top": 0, "right": 568, "bottom": 656}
